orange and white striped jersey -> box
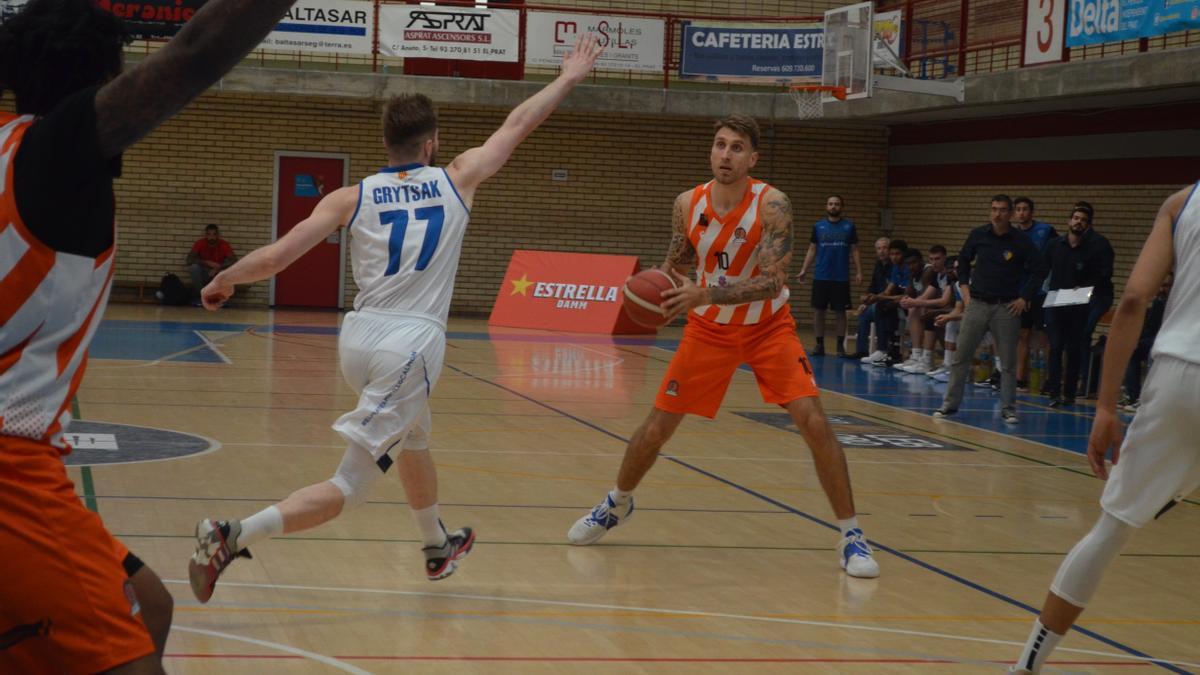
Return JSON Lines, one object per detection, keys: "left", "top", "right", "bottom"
{"left": 0, "top": 112, "right": 116, "bottom": 453}
{"left": 685, "top": 179, "right": 790, "bottom": 325}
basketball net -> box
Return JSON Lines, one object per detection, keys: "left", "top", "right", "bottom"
{"left": 788, "top": 85, "right": 847, "bottom": 120}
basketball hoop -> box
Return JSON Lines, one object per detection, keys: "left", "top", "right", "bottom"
{"left": 788, "top": 85, "right": 847, "bottom": 120}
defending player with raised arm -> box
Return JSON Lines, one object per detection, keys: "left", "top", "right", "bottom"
{"left": 568, "top": 114, "right": 879, "bottom": 578}
{"left": 0, "top": 1, "right": 313, "bottom": 673}
{"left": 1009, "top": 185, "right": 1196, "bottom": 674}
{"left": 188, "top": 36, "right": 603, "bottom": 604}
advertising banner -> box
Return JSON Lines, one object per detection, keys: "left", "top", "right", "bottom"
{"left": 93, "top": 0, "right": 207, "bottom": 38}
{"left": 1067, "top": 0, "right": 1200, "bottom": 47}
{"left": 873, "top": 9, "right": 904, "bottom": 67}
{"left": 488, "top": 251, "right": 654, "bottom": 335}
{"left": 679, "top": 22, "right": 824, "bottom": 80}
{"left": 379, "top": 5, "right": 520, "bottom": 62}
{"left": 260, "top": 0, "right": 373, "bottom": 55}
{"left": 526, "top": 11, "right": 665, "bottom": 72}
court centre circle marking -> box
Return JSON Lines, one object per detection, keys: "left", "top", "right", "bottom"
{"left": 173, "top": 624, "right": 372, "bottom": 674}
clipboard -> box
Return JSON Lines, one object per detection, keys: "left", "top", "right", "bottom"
{"left": 1044, "top": 286, "right": 1094, "bottom": 308}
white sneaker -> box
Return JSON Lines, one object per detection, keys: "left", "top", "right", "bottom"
{"left": 892, "top": 358, "right": 916, "bottom": 371}
{"left": 926, "top": 364, "right": 948, "bottom": 378}
{"left": 839, "top": 528, "right": 880, "bottom": 578}
{"left": 861, "top": 350, "right": 887, "bottom": 364}
{"left": 906, "top": 359, "right": 933, "bottom": 374}
{"left": 929, "top": 369, "right": 950, "bottom": 382}
{"left": 568, "top": 493, "right": 634, "bottom": 545}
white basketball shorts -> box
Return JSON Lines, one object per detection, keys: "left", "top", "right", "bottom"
{"left": 1101, "top": 356, "right": 1200, "bottom": 527}
{"left": 332, "top": 309, "right": 445, "bottom": 457}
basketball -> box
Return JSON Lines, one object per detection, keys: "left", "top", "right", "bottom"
{"left": 622, "top": 269, "right": 678, "bottom": 328}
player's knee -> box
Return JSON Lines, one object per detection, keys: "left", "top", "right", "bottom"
{"left": 330, "top": 442, "right": 382, "bottom": 511}
{"left": 1050, "top": 512, "right": 1134, "bottom": 608}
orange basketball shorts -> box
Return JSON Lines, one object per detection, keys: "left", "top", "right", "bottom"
{"left": 655, "top": 307, "right": 819, "bottom": 418}
{"left": 0, "top": 437, "right": 155, "bottom": 674}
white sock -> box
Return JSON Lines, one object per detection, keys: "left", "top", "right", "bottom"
{"left": 944, "top": 348, "right": 953, "bottom": 365}
{"left": 239, "top": 505, "right": 283, "bottom": 549}
{"left": 412, "top": 504, "right": 448, "bottom": 547}
{"left": 1014, "top": 619, "right": 1062, "bottom": 674}
{"left": 994, "top": 355, "right": 1002, "bottom": 368}
{"left": 611, "top": 487, "right": 633, "bottom": 504}
{"left": 837, "top": 517, "right": 860, "bottom": 537}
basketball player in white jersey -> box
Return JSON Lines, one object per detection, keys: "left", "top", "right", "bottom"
{"left": 1009, "top": 183, "right": 1200, "bottom": 673}
{"left": 187, "top": 35, "right": 603, "bottom": 602}
{"left": 2, "top": 1, "right": 312, "bottom": 673}
{"left": 567, "top": 114, "right": 879, "bottom": 578}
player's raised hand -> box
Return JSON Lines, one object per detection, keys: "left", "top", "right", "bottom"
{"left": 1087, "top": 407, "right": 1123, "bottom": 480}
{"left": 560, "top": 33, "right": 603, "bottom": 83}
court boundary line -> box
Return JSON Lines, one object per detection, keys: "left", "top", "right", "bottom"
{"left": 161, "top": 580, "right": 1200, "bottom": 670}
{"left": 442, "top": 361, "right": 1188, "bottom": 674}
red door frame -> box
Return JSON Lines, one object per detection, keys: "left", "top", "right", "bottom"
{"left": 269, "top": 151, "right": 350, "bottom": 308}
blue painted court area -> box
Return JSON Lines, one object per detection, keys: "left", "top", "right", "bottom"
{"left": 802, "top": 353, "right": 1101, "bottom": 456}
{"left": 90, "top": 319, "right": 1101, "bottom": 456}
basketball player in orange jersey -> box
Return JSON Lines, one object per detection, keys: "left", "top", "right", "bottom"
{"left": 1009, "top": 184, "right": 1200, "bottom": 674}
{"left": 568, "top": 114, "right": 879, "bottom": 578}
{"left": 0, "top": 1, "right": 305, "bottom": 673}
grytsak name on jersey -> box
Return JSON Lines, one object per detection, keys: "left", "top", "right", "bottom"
{"left": 533, "top": 281, "right": 620, "bottom": 309}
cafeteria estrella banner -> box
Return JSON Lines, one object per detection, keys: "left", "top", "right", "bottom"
{"left": 1067, "top": 0, "right": 1200, "bottom": 47}
{"left": 679, "top": 22, "right": 824, "bottom": 80}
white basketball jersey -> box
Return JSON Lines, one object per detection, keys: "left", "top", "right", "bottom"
{"left": 1153, "top": 181, "right": 1200, "bottom": 364}
{"left": 347, "top": 164, "right": 470, "bottom": 326}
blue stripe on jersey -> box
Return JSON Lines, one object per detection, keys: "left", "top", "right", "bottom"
{"left": 1175, "top": 181, "right": 1200, "bottom": 235}
{"left": 346, "top": 181, "right": 364, "bottom": 232}
{"left": 442, "top": 168, "right": 470, "bottom": 213}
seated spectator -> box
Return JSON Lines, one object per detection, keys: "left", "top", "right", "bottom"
{"left": 898, "top": 245, "right": 952, "bottom": 374}
{"left": 861, "top": 239, "right": 910, "bottom": 366}
{"left": 1122, "top": 272, "right": 1172, "bottom": 411}
{"left": 187, "top": 224, "right": 237, "bottom": 305}
{"left": 930, "top": 257, "right": 965, "bottom": 381}
{"left": 849, "top": 236, "right": 891, "bottom": 359}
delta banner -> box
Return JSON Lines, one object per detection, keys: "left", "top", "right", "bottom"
{"left": 1067, "top": 0, "right": 1200, "bottom": 47}
{"left": 379, "top": 4, "right": 520, "bottom": 62}
{"left": 679, "top": 22, "right": 823, "bottom": 80}
{"left": 489, "top": 251, "right": 654, "bottom": 335}
{"left": 260, "top": 0, "right": 373, "bottom": 55}
{"left": 526, "top": 11, "right": 665, "bottom": 73}
{"left": 93, "top": 0, "right": 207, "bottom": 38}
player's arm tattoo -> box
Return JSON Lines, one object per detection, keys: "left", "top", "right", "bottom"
{"left": 95, "top": 0, "right": 298, "bottom": 158}
{"left": 708, "top": 190, "right": 793, "bottom": 305}
{"left": 663, "top": 194, "right": 697, "bottom": 273}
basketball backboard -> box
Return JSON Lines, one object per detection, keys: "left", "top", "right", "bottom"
{"left": 822, "top": 2, "right": 873, "bottom": 101}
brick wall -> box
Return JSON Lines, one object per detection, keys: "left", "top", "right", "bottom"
{"left": 105, "top": 90, "right": 887, "bottom": 327}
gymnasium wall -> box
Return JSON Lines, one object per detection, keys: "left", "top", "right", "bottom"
{"left": 103, "top": 91, "right": 888, "bottom": 326}
{"left": 886, "top": 104, "right": 1200, "bottom": 300}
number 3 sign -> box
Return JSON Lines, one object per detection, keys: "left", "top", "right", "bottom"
{"left": 1023, "top": 0, "right": 1066, "bottom": 66}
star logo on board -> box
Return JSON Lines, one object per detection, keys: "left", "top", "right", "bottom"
{"left": 510, "top": 274, "right": 534, "bottom": 296}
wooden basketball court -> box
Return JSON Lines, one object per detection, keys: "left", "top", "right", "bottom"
{"left": 73, "top": 303, "right": 1198, "bottom": 673}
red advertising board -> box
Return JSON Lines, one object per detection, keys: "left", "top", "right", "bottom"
{"left": 488, "top": 250, "right": 654, "bottom": 335}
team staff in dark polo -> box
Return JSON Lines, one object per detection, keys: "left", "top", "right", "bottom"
{"left": 934, "top": 195, "right": 1049, "bottom": 424}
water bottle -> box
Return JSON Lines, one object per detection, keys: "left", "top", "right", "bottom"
{"left": 1030, "top": 349, "right": 1045, "bottom": 393}
{"left": 976, "top": 346, "right": 992, "bottom": 382}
